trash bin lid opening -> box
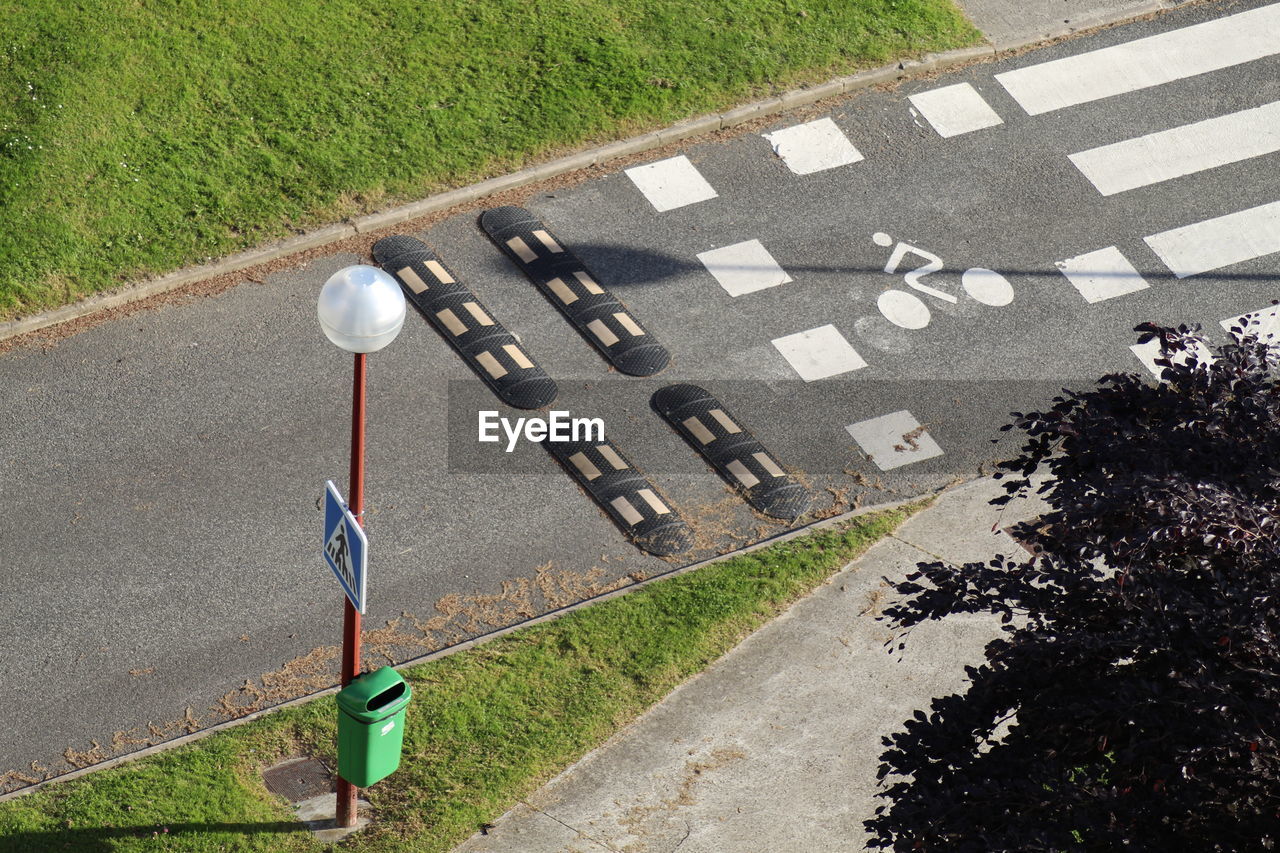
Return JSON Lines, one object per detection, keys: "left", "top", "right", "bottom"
{"left": 367, "top": 681, "right": 407, "bottom": 711}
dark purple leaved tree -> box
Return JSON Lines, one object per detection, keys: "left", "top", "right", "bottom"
{"left": 866, "top": 317, "right": 1280, "bottom": 852}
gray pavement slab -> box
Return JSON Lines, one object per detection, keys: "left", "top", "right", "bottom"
{"left": 452, "top": 478, "right": 1046, "bottom": 852}
{"left": 961, "top": 0, "right": 1164, "bottom": 47}
{"left": 893, "top": 473, "right": 1051, "bottom": 564}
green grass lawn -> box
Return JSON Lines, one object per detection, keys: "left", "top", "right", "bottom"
{"left": 0, "top": 0, "right": 979, "bottom": 321}
{"left": 0, "top": 504, "right": 919, "bottom": 852}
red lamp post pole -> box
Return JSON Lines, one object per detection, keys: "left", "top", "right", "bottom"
{"left": 336, "top": 351, "right": 366, "bottom": 828}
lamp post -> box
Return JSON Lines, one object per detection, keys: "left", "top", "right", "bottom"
{"left": 317, "top": 264, "right": 406, "bottom": 829}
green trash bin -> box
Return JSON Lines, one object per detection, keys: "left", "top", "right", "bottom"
{"left": 336, "top": 666, "right": 412, "bottom": 787}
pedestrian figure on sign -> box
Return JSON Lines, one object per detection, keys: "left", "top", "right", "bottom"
{"left": 328, "top": 526, "right": 349, "bottom": 575}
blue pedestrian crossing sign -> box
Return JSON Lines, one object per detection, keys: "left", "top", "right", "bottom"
{"left": 323, "top": 480, "right": 368, "bottom": 614}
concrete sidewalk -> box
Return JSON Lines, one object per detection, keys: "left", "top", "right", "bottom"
{"left": 961, "top": 0, "right": 1176, "bottom": 47}
{"left": 450, "top": 476, "right": 1049, "bottom": 852}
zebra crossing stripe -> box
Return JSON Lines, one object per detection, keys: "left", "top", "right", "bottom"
{"left": 995, "top": 3, "right": 1280, "bottom": 115}
{"left": 1069, "top": 100, "right": 1280, "bottom": 196}
{"left": 1143, "top": 200, "right": 1280, "bottom": 279}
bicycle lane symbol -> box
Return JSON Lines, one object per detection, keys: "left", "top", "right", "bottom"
{"left": 871, "top": 232, "right": 1014, "bottom": 329}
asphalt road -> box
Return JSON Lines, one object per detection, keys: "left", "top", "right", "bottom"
{"left": 3, "top": 0, "right": 1278, "bottom": 790}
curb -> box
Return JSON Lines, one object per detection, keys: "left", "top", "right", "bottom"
{"left": 0, "top": 490, "right": 931, "bottom": 803}
{"left": 0, "top": 0, "right": 1199, "bottom": 346}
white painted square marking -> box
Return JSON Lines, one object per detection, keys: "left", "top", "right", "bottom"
{"left": 1055, "top": 246, "right": 1150, "bottom": 303}
{"left": 761, "top": 117, "right": 863, "bottom": 175}
{"left": 624, "top": 155, "right": 718, "bottom": 212}
{"left": 1130, "top": 338, "right": 1215, "bottom": 379}
{"left": 845, "top": 410, "right": 943, "bottom": 471}
{"left": 1221, "top": 304, "right": 1280, "bottom": 347}
{"left": 697, "top": 239, "right": 793, "bottom": 297}
{"left": 771, "top": 325, "right": 867, "bottom": 381}
{"left": 907, "top": 83, "right": 1004, "bottom": 138}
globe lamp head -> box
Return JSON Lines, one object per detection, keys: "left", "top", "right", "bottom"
{"left": 316, "top": 265, "right": 407, "bottom": 353}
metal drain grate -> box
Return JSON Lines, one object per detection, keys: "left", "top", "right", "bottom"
{"left": 262, "top": 757, "right": 335, "bottom": 804}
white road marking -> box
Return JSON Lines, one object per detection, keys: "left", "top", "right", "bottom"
{"left": 625, "top": 155, "right": 718, "bottom": 212}
{"left": 995, "top": 3, "right": 1280, "bottom": 115}
{"left": 1056, "top": 246, "right": 1150, "bottom": 303}
{"left": 1069, "top": 101, "right": 1280, "bottom": 196}
{"left": 698, "top": 239, "right": 793, "bottom": 297}
{"left": 960, "top": 268, "right": 1014, "bottom": 306}
{"left": 772, "top": 325, "right": 867, "bottom": 381}
{"left": 907, "top": 83, "right": 1004, "bottom": 138}
{"left": 1220, "top": 304, "right": 1280, "bottom": 346}
{"left": 762, "top": 117, "right": 863, "bottom": 175}
{"left": 1130, "top": 338, "right": 1214, "bottom": 379}
{"left": 1144, "top": 200, "right": 1280, "bottom": 279}
{"left": 845, "top": 410, "right": 943, "bottom": 471}
{"left": 878, "top": 290, "right": 931, "bottom": 329}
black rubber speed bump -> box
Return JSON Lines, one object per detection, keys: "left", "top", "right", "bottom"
{"left": 651, "top": 384, "right": 811, "bottom": 521}
{"left": 373, "top": 234, "right": 557, "bottom": 410}
{"left": 543, "top": 435, "right": 693, "bottom": 557}
{"left": 480, "top": 206, "right": 670, "bottom": 377}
